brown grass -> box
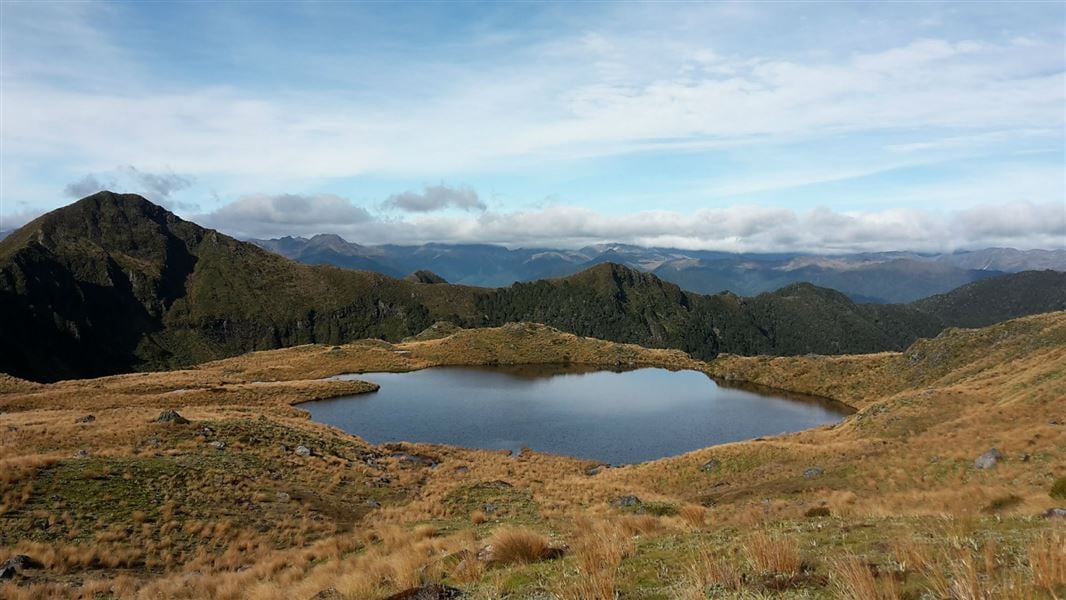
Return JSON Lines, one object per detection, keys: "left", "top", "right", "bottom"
{"left": 484, "top": 527, "right": 553, "bottom": 566}
{"left": 0, "top": 313, "right": 1064, "bottom": 597}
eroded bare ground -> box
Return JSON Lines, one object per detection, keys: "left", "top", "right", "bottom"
{"left": 0, "top": 317, "right": 1064, "bottom": 599}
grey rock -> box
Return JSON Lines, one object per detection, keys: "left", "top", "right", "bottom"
{"left": 455, "top": 466, "right": 469, "bottom": 474}
{"left": 803, "top": 467, "right": 824, "bottom": 479}
{"left": 481, "top": 502, "right": 498, "bottom": 514}
{"left": 610, "top": 495, "right": 642, "bottom": 507}
{"left": 974, "top": 448, "right": 1003, "bottom": 469}
{"left": 73, "top": 449, "right": 90, "bottom": 459}
{"left": 1042, "top": 507, "right": 1066, "bottom": 519}
{"left": 275, "top": 492, "right": 291, "bottom": 503}
{"left": 156, "top": 410, "right": 189, "bottom": 425}
{"left": 209, "top": 441, "right": 226, "bottom": 451}
{"left": 75, "top": 415, "right": 95, "bottom": 424}
{"left": 295, "top": 446, "right": 312, "bottom": 457}
{"left": 700, "top": 458, "right": 721, "bottom": 472}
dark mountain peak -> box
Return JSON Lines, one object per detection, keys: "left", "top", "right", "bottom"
{"left": 404, "top": 269, "right": 448, "bottom": 284}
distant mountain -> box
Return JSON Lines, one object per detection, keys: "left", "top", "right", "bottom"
{"left": 3, "top": 192, "right": 1063, "bottom": 382}
{"left": 252, "top": 235, "right": 1064, "bottom": 302}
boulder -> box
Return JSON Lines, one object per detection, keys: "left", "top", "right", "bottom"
{"left": 1042, "top": 507, "right": 1066, "bottom": 519}
{"left": 974, "top": 448, "right": 1003, "bottom": 469}
{"left": 0, "top": 566, "right": 14, "bottom": 580}
{"left": 803, "top": 467, "right": 824, "bottom": 479}
{"left": 295, "top": 446, "right": 312, "bottom": 457}
{"left": 610, "top": 495, "right": 642, "bottom": 508}
{"left": 699, "top": 458, "right": 721, "bottom": 472}
{"left": 209, "top": 441, "right": 226, "bottom": 451}
{"left": 156, "top": 410, "right": 189, "bottom": 425}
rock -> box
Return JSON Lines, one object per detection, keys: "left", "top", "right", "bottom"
{"left": 156, "top": 410, "right": 189, "bottom": 425}
{"left": 699, "top": 459, "right": 721, "bottom": 472}
{"left": 476, "top": 544, "right": 495, "bottom": 562}
{"left": 1041, "top": 507, "right": 1066, "bottom": 519}
{"left": 2, "top": 555, "right": 42, "bottom": 571}
{"left": 295, "top": 446, "right": 312, "bottom": 457}
{"left": 75, "top": 415, "right": 95, "bottom": 423}
{"left": 365, "top": 499, "right": 381, "bottom": 508}
{"left": 275, "top": 492, "right": 290, "bottom": 503}
{"left": 73, "top": 449, "right": 90, "bottom": 459}
{"left": 803, "top": 467, "right": 824, "bottom": 479}
{"left": 974, "top": 448, "right": 1003, "bottom": 469}
{"left": 0, "top": 566, "right": 14, "bottom": 580}
{"left": 311, "top": 587, "right": 342, "bottom": 599}
{"left": 585, "top": 466, "right": 603, "bottom": 476}
{"left": 383, "top": 583, "right": 463, "bottom": 599}
{"left": 209, "top": 441, "right": 226, "bottom": 451}
{"left": 610, "top": 495, "right": 642, "bottom": 508}
{"left": 481, "top": 502, "right": 498, "bottom": 514}
{"left": 393, "top": 453, "right": 438, "bottom": 468}
{"left": 455, "top": 466, "right": 469, "bottom": 474}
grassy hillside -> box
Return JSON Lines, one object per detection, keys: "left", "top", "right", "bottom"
{"left": 0, "top": 314, "right": 1063, "bottom": 598}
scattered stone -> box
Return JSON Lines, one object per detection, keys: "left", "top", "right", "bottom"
{"left": 2, "top": 555, "right": 42, "bottom": 572}
{"left": 209, "top": 441, "right": 226, "bottom": 451}
{"left": 384, "top": 583, "right": 463, "bottom": 599}
{"left": 295, "top": 446, "right": 312, "bottom": 457}
{"left": 73, "top": 449, "right": 90, "bottom": 459}
{"left": 75, "top": 415, "right": 95, "bottom": 424}
{"left": 803, "top": 467, "right": 824, "bottom": 479}
{"left": 699, "top": 458, "right": 721, "bottom": 472}
{"left": 974, "top": 448, "right": 1003, "bottom": 470}
{"left": 1041, "top": 507, "right": 1066, "bottom": 519}
{"left": 156, "top": 410, "right": 189, "bottom": 425}
{"left": 393, "top": 453, "right": 438, "bottom": 468}
{"left": 610, "top": 495, "right": 643, "bottom": 508}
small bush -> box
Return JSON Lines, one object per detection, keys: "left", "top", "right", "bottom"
{"left": 981, "top": 494, "right": 1022, "bottom": 513}
{"left": 1050, "top": 477, "right": 1066, "bottom": 500}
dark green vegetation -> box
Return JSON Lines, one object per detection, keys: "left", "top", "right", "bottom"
{"left": 254, "top": 235, "right": 1066, "bottom": 302}
{"left": 3, "top": 192, "right": 1065, "bottom": 382}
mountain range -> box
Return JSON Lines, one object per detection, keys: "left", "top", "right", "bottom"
{"left": 251, "top": 234, "right": 1065, "bottom": 303}
{"left": 2, "top": 191, "right": 1064, "bottom": 382}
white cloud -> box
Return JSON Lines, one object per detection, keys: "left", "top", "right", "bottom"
{"left": 198, "top": 193, "right": 373, "bottom": 232}
{"left": 382, "top": 184, "right": 485, "bottom": 212}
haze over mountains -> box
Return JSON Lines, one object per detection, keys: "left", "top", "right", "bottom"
{"left": 2, "top": 192, "right": 1064, "bottom": 383}
{"left": 252, "top": 234, "right": 1065, "bottom": 303}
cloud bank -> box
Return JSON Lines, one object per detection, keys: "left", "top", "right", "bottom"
{"left": 196, "top": 194, "right": 1065, "bottom": 253}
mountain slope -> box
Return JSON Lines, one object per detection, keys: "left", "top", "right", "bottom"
{"left": 254, "top": 234, "right": 1063, "bottom": 302}
{"left": 2, "top": 193, "right": 1063, "bottom": 381}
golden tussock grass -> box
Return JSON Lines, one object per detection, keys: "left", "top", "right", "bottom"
{"left": 742, "top": 529, "right": 802, "bottom": 577}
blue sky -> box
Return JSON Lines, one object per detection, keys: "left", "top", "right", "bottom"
{"left": 2, "top": 1, "right": 1064, "bottom": 251}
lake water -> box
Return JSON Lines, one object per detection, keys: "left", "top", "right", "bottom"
{"left": 303, "top": 365, "right": 851, "bottom": 464}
